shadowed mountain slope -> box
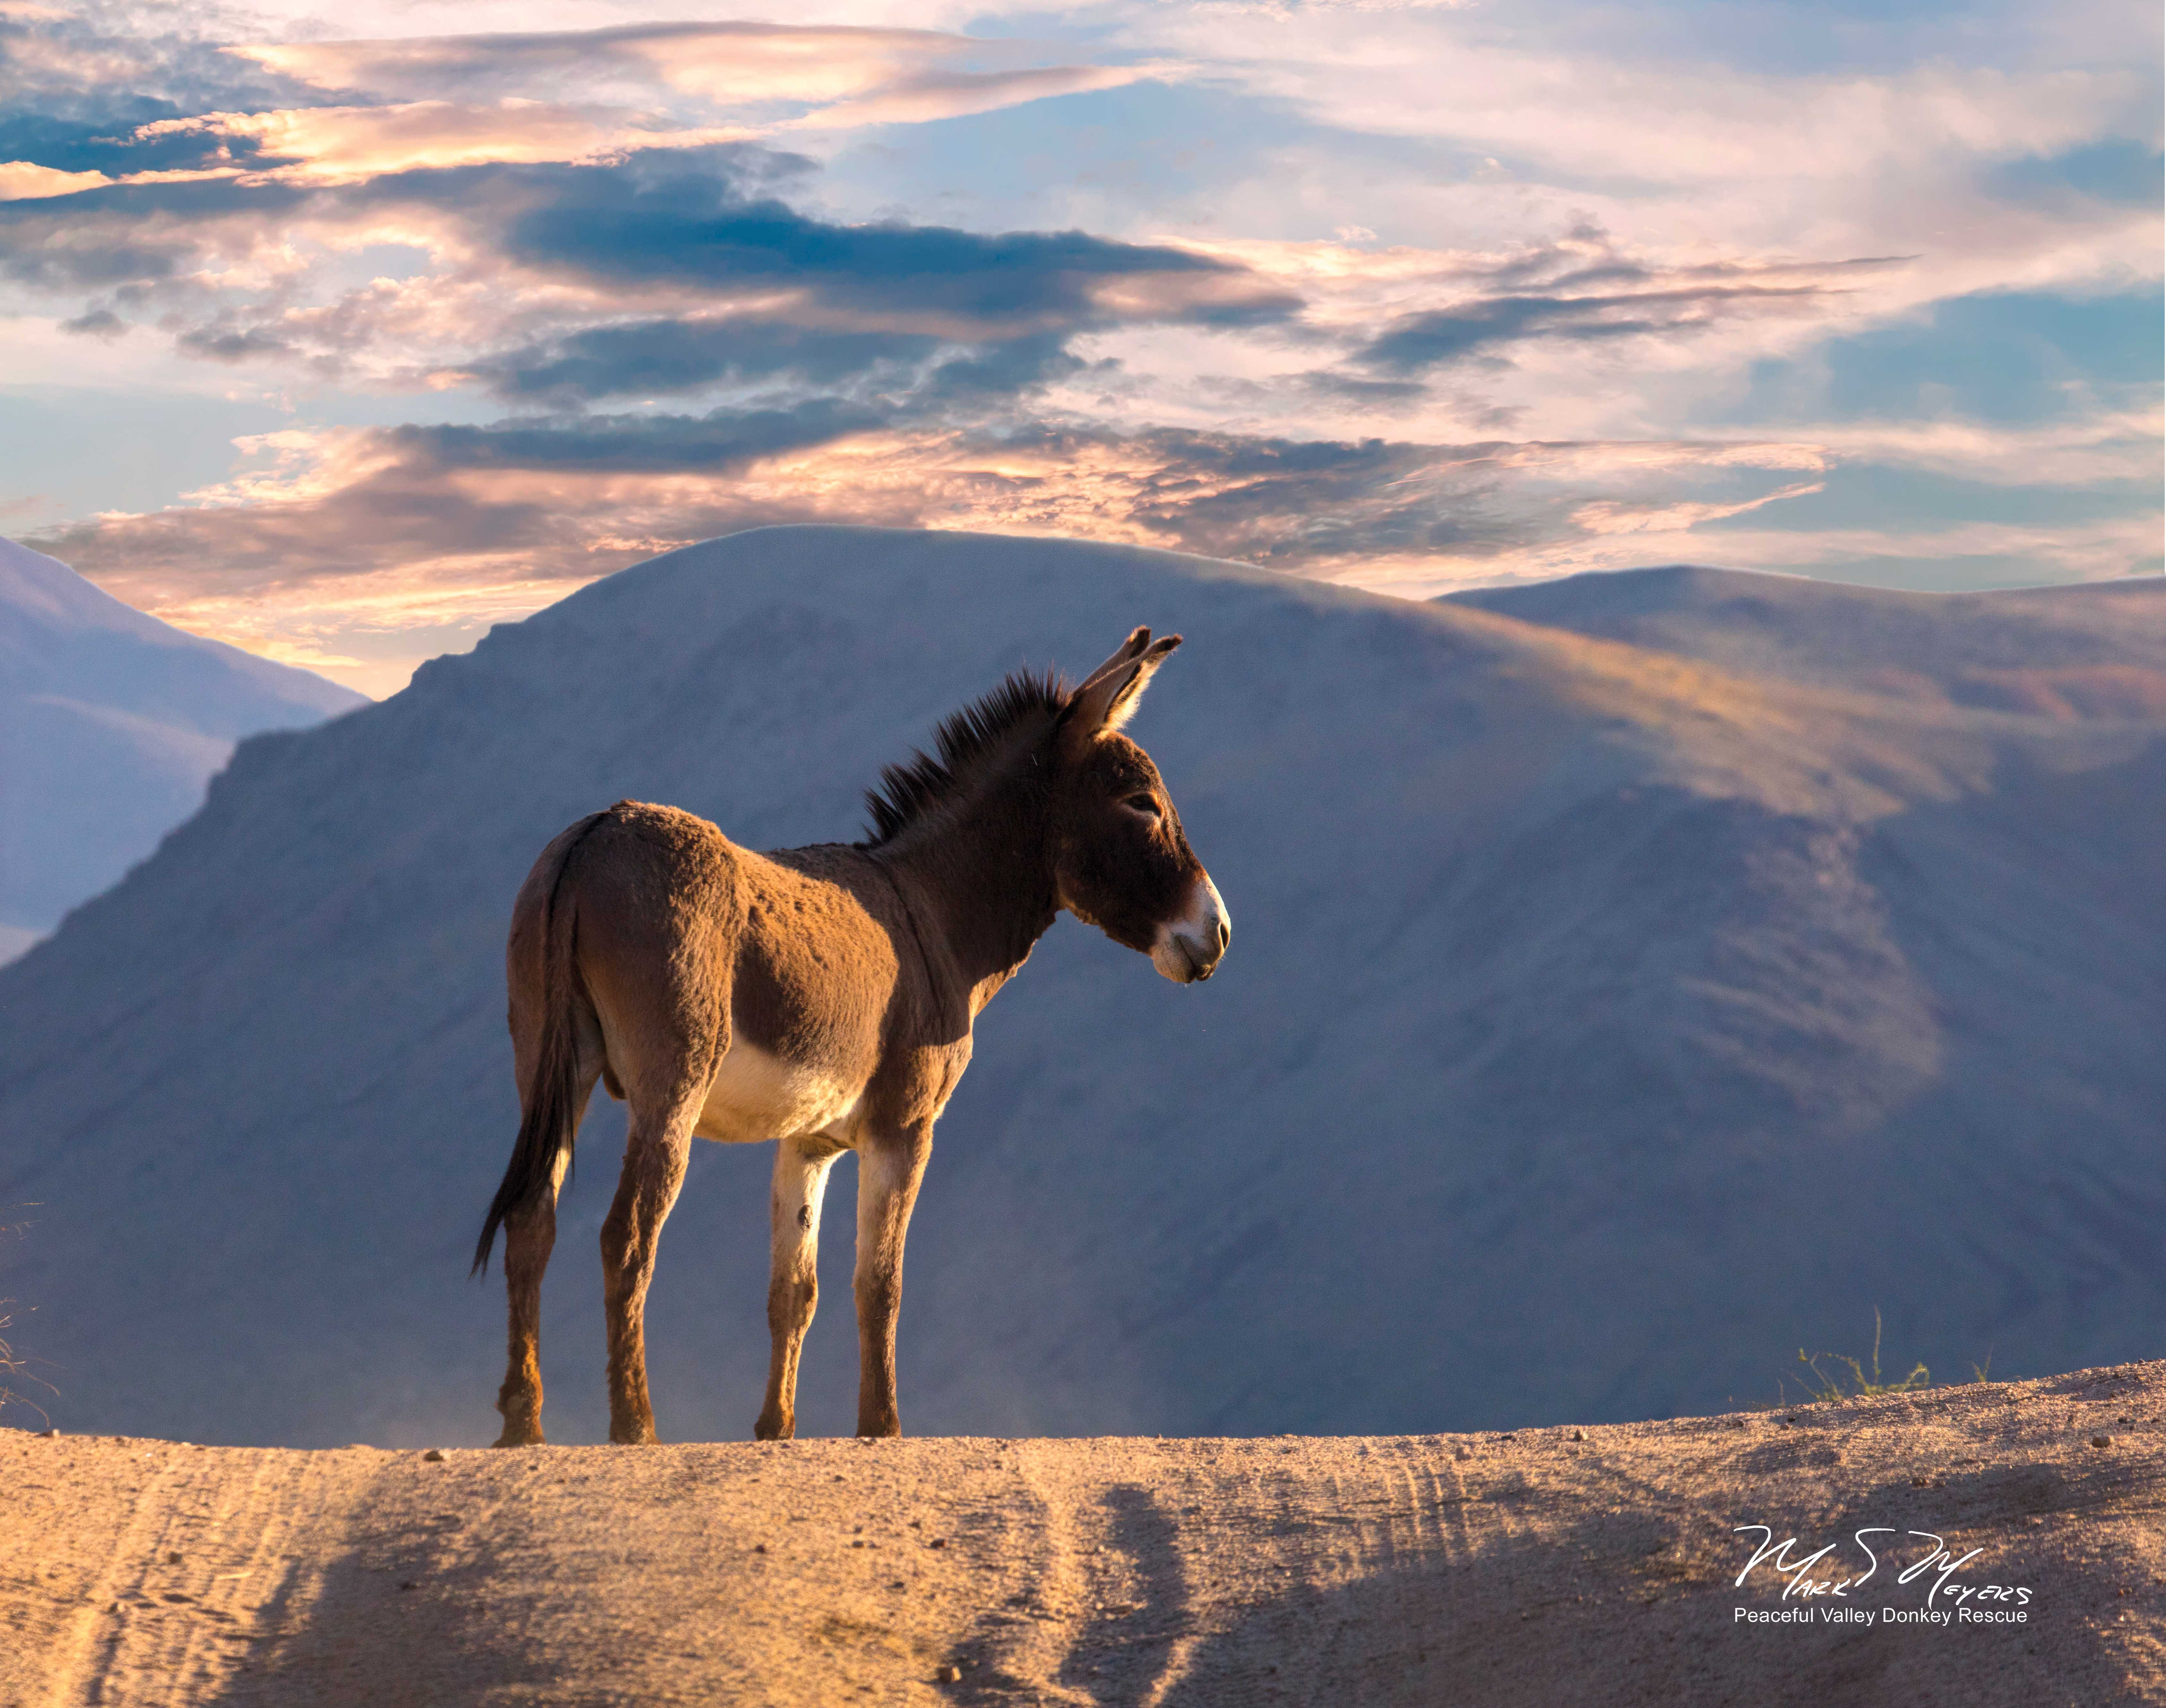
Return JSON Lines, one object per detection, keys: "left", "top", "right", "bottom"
{"left": 1, "top": 530, "right": 2159, "bottom": 1447}
{"left": 0, "top": 536, "right": 365, "bottom": 960}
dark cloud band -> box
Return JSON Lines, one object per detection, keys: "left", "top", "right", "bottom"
{"left": 1362, "top": 284, "right": 1835, "bottom": 372}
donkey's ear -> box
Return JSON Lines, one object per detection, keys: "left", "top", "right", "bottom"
{"left": 1101, "top": 634, "right": 1181, "bottom": 733}
{"left": 1074, "top": 626, "right": 1154, "bottom": 693}
{"left": 1062, "top": 630, "right": 1182, "bottom": 746}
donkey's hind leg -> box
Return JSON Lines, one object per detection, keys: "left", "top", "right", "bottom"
{"left": 755, "top": 1136, "right": 843, "bottom": 1441}
{"left": 599, "top": 1085, "right": 699, "bottom": 1445}
{"left": 494, "top": 1139, "right": 577, "bottom": 1447}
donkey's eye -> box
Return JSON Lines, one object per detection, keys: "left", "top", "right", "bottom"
{"left": 1125, "top": 793, "right": 1161, "bottom": 816}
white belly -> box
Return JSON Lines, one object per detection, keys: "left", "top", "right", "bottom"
{"left": 693, "top": 1039, "right": 865, "bottom": 1144}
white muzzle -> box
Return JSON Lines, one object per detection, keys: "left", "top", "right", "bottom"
{"left": 1151, "top": 877, "right": 1230, "bottom": 984}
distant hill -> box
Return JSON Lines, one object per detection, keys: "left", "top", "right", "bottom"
{"left": 0, "top": 529, "right": 2159, "bottom": 1448}
{"left": 1443, "top": 564, "right": 2166, "bottom": 713}
{"left": 0, "top": 537, "right": 365, "bottom": 961}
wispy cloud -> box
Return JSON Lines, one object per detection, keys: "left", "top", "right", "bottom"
{"left": 233, "top": 22, "right": 982, "bottom": 105}
{"left": 0, "top": 0, "right": 2154, "bottom": 694}
{"left": 25, "top": 410, "right": 1861, "bottom": 690}
{"left": 1804, "top": 410, "right": 2164, "bottom": 486}
{"left": 1569, "top": 479, "right": 1826, "bottom": 536}
{"left": 0, "top": 159, "right": 110, "bottom": 199}
{"left": 1362, "top": 283, "right": 1849, "bottom": 372}
{"left": 226, "top": 20, "right": 1174, "bottom": 130}
{"left": 133, "top": 102, "right": 756, "bottom": 184}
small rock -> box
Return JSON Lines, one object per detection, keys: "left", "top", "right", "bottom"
{"left": 753, "top": 1543, "right": 767, "bottom": 1554}
{"left": 39, "top": 1428, "right": 59, "bottom": 1439}
{"left": 2091, "top": 1434, "right": 2113, "bottom": 1449}
{"left": 937, "top": 1664, "right": 962, "bottom": 1683}
{"left": 398, "top": 1581, "right": 419, "bottom": 1592}
{"left": 166, "top": 1550, "right": 184, "bottom": 1565}
{"left": 1570, "top": 1429, "right": 1586, "bottom": 1442}
{"left": 930, "top": 1538, "right": 947, "bottom": 1549}
{"left": 422, "top": 1448, "right": 446, "bottom": 1462}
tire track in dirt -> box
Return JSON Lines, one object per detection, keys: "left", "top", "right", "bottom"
{"left": 59, "top": 1447, "right": 394, "bottom": 1706}
{"left": 6, "top": 1362, "right": 2162, "bottom": 1707}
{"left": 10, "top": 1437, "right": 181, "bottom": 1707}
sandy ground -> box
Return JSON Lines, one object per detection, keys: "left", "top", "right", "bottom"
{"left": 5, "top": 1361, "right": 2162, "bottom": 1707}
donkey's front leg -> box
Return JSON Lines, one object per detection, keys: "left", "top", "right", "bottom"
{"left": 853, "top": 1127, "right": 933, "bottom": 1438}
{"left": 755, "top": 1136, "right": 842, "bottom": 1441}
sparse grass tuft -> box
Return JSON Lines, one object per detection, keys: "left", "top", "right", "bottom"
{"left": 0, "top": 1205, "right": 51, "bottom": 1428}
{"left": 1790, "top": 1307, "right": 1931, "bottom": 1404}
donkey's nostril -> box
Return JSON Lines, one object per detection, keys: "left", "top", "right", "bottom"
{"left": 1216, "top": 919, "right": 1231, "bottom": 951}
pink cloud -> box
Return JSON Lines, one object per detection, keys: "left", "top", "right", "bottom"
{"left": 223, "top": 21, "right": 1167, "bottom": 135}
{"left": 26, "top": 415, "right": 1930, "bottom": 694}
{"left": 136, "top": 103, "right": 756, "bottom": 185}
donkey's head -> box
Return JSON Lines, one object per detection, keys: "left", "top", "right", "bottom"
{"left": 1049, "top": 628, "right": 1229, "bottom": 983}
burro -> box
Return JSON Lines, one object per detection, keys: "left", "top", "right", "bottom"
{"left": 473, "top": 628, "right": 1230, "bottom": 1446}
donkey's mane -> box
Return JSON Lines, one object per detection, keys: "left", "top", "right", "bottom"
{"left": 859, "top": 668, "right": 1069, "bottom": 847}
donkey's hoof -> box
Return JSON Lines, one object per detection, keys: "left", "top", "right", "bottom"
{"left": 753, "top": 1412, "right": 795, "bottom": 1442}
{"left": 492, "top": 1422, "right": 545, "bottom": 1448}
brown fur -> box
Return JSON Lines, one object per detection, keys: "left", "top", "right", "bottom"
{"left": 475, "top": 629, "right": 1229, "bottom": 1444}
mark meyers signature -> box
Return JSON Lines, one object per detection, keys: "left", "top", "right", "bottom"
{"left": 1733, "top": 1525, "right": 2034, "bottom": 1614}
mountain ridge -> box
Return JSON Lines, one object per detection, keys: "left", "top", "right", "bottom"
{"left": 0, "top": 535, "right": 365, "bottom": 959}
{"left": 1, "top": 527, "right": 2158, "bottom": 1448}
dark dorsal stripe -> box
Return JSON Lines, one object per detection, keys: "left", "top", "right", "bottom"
{"left": 858, "top": 669, "right": 1068, "bottom": 847}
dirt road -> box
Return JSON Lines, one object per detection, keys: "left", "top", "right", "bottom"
{"left": 7, "top": 1362, "right": 2161, "bottom": 1705}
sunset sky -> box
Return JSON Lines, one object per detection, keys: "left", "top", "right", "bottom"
{"left": 2, "top": 0, "right": 2158, "bottom": 695}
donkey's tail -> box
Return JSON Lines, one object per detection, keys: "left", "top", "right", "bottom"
{"left": 472, "top": 812, "right": 607, "bottom": 1278}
